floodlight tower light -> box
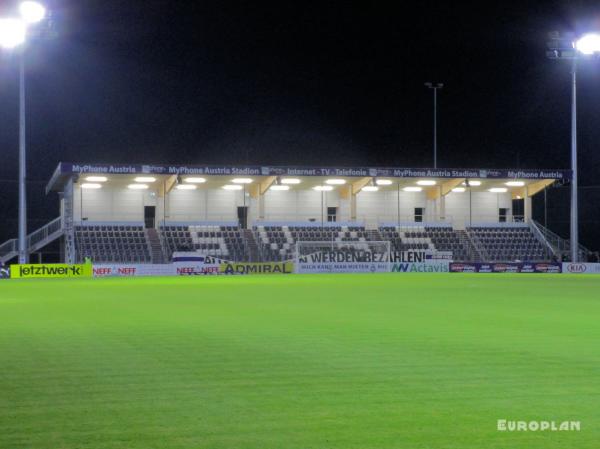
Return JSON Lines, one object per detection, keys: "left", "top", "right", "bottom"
{"left": 19, "top": 1, "right": 46, "bottom": 24}
{"left": 0, "top": 1, "right": 48, "bottom": 264}
{"left": 424, "top": 82, "right": 443, "bottom": 168}
{"left": 546, "top": 31, "right": 600, "bottom": 262}
{"left": 0, "top": 18, "right": 26, "bottom": 49}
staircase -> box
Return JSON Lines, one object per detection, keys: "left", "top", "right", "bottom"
{"left": 242, "top": 229, "right": 260, "bottom": 262}
{"left": 366, "top": 229, "right": 383, "bottom": 241}
{"left": 0, "top": 217, "right": 64, "bottom": 264}
{"left": 146, "top": 228, "right": 165, "bottom": 264}
{"left": 457, "top": 230, "right": 484, "bottom": 262}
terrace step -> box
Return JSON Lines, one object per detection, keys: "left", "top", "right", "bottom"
{"left": 242, "top": 229, "right": 260, "bottom": 262}
{"left": 146, "top": 228, "right": 166, "bottom": 264}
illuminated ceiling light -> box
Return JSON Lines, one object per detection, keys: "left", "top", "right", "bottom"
{"left": 19, "top": 1, "right": 46, "bottom": 24}
{"left": 403, "top": 186, "right": 422, "bottom": 192}
{"left": 134, "top": 177, "right": 156, "bottom": 183}
{"left": 575, "top": 33, "right": 600, "bottom": 55}
{"left": 280, "top": 178, "right": 301, "bottom": 184}
{"left": 489, "top": 187, "right": 508, "bottom": 193}
{"left": 451, "top": 187, "right": 466, "bottom": 193}
{"left": 85, "top": 176, "right": 107, "bottom": 182}
{"left": 325, "top": 179, "right": 346, "bottom": 185}
{"left": 463, "top": 180, "right": 481, "bottom": 186}
{"left": 0, "top": 18, "right": 26, "bottom": 49}
{"left": 223, "top": 184, "right": 243, "bottom": 190}
{"left": 505, "top": 181, "right": 525, "bottom": 187}
{"left": 81, "top": 183, "right": 101, "bottom": 190}
{"left": 176, "top": 184, "right": 197, "bottom": 190}
{"left": 361, "top": 186, "right": 379, "bottom": 192}
{"left": 184, "top": 177, "right": 206, "bottom": 183}
{"left": 416, "top": 180, "right": 437, "bottom": 186}
{"left": 128, "top": 184, "right": 149, "bottom": 190}
{"left": 375, "top": 179, "right": 393, "bottom": 186}
{"left": 270, "top": 185, "right": 290, "bottom": 191}
{"left": 231, "top": 178, "right": 253, "bottom": 184}
{"left": 313, "top": 185, "right": 334, "bottom": 191}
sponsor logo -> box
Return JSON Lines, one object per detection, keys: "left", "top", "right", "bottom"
{"left": 12, "top": 264, "right": 92, "bottom": 279}
{"left": 219, "top": 262, "right": 294, "bottom": 275}
{"left": 566, "top": 263, "right": 587, "bottom": 273}
{"left": 497, "top": 420, "right": 580, "bottom": 432}
{"left": 391, "top": 262, "right": 449, "bottom": 273}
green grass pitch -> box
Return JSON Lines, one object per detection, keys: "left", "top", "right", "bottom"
{"left": 1, "top": 273, "right": 599, "bottom": 449}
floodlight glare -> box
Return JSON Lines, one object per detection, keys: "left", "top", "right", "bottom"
{"left": 313, "top": 185, "right": 333, "bottom": 191}
{"left": 451, "top": 187, "right": 466, "bottom": 193}
{"left": 0, "top": 18, "right": 26, "bottom": 49}
{"left": 505, "top": 181, "right": 525, "bottom": 187}
{"left": 184, "top": 177, "right": 206, "bottom": 183}
{"left": 403, "top": 186, "right": 422, "bottom": 192}
{"left": 280, "top": 178, "right": 301, "bottom": 184}
{"left": 270, "top": 185, "right": 290, "bottom": 191}
{"left": 489, "top": 187, "right": 508, "bottom": 193}
{"left": 223, "top": 184, "right": 243, "bottom": 190}
{"left": 463, "top": 180, "right": 481, "bottom": 186}
{"left": 325, "top": 179, "right": 346, "bottom": 185}
{"left": 85, "top": 176, "right": 107, "bottom": 182}
{"left": 176, "top": 184, "right": 196, "bottom": 190}
{"left": 361, "top": 186, "right": 379, "bottom": 192}
{"left": 575, "top": 33, "right": 600, "bottom": 55}
{"left": 416, "top": 180, "right": 436, "bottom": 186}
{"left": 128, "top": 184, "right": 149, "bottom": 190}
{"left": 134, "top": 177, "right": 156, "bottom": 183}
{"left": 231, "top": 178, "right": 253, "bottom": 184}
{"left": 81, "top": 183, "right": 102, "bottom": 189}
{"left": 375, "top": 179, "right": 393, "bottom": 186}
{"left": 19, "top": 1, "right": 46, "bottom": 24}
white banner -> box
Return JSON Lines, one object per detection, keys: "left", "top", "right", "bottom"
{"left": 93, "top": 264, "right": 174, "bottom": 277}
{"left": 562, "top": 263, "right": 600, "bottom": 274}
{"left": 296, "top": 261, "right": 390, "bottom": 274}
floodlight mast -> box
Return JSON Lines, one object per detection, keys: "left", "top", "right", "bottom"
{"left": 0, "top": 2, "right": 47, "bottom": 264}
{"left": 546, "top": 32, "right": 600, "bottom": 262}
{"left": 424, "top": 82, "right": 443, "bottom": 168}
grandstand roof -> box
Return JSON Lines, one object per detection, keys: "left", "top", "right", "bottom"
{"left": 46, "top": 162, "right": 571, "bottom": 196}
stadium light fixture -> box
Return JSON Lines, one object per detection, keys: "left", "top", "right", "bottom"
{"left": 0, "top": 18, "right": 26, "bottom": 49}
{"left": 176, "top": 184, "right": 196, "bottom": 190}
{"left": 81, "top": 183, "right": 102, "bottom": 190}
{"left": 19, "top": 1, "right": 46, "bottom": 24}
{"left": 463, "top": 180, "right": 481, "bottom": 186}
{"left": 184, "top": 177, "right": 206, "bottom": 183}
{"left": 85, "top": 176, "right": 107, "bottom": 182}
{"left": 223, "top": 184, "right": 243, "bottom": 190}
{"left": 575, "top": 33, "right": 600, "bottom": 55}
{"left": 128, "top": 184, "right": 149, "bottom": 190}
{"left": 403, "top": 186, "right": 422, "bottom": 192}
{"left": 280, "top": 178, "right": 301, "bottom": 184}
{"left": 489, "top": 187, "right": 507, "bottom": 193}
{"left": 361, "top": 186, "right": 379, "bottom": 192}
{"left": 416, "top": 180, "right": 436, "bottom": 186}
{"left": 451, "top": 187, "right": 466, "bottom": 193}
{"left": 270, "top": 185, "right": 290, "bottom": 191}
{"left": 375, "top": 179, "right": 393, "bottom": 186}
{"left": 134, "top": 176, "right": 156, "bottom": 183}
{"left": 505, "top": 181, "right": 525, "bottom": 187}
{"left": 231, "top": 178, "right": 252, "bottom": 184}
{"left": 313, "top": 185, "right": 333, "bottom": 191}
{"left": 325, "top": 179, "right": 346, "bottom": 185}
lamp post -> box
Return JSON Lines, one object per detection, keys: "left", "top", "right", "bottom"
{"left": 424, "top": 82, "right": 443, "bottom": 169}
{"left": 547, "top": 32, "right": 600, "bottom": 262}
{"left": 0, "top": 2, "right": 47, "bottom": 264}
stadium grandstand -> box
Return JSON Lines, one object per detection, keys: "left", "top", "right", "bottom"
{"left": 0, "top": 162, "right": 585, "bottom": 265}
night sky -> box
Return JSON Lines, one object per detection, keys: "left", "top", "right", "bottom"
{"left": 0, "top": 0, "right": 599, "bottom": 248}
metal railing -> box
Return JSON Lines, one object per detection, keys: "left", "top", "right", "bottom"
{"left": 0, "top": 239, "right": 17, "bottom": 262}
{"left": 532, "top": 220, "right": 591, "bottom": 261}
{"left": 28, "top": 217, "right": 63, "bottom": 251}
